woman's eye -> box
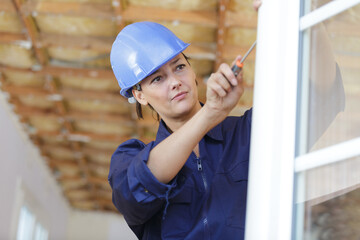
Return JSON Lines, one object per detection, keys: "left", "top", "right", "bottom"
{"left": 176, "top": 64, "right": 186, "bottom": 71}
{"left": 151, "top": 76, "right": 161, "bottom": 83}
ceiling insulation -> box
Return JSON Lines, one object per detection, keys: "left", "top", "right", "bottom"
{"left": 1, "top": 0, "right": 359, "bottom": 213}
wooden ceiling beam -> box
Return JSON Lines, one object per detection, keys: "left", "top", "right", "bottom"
{"left": 12, "top": 0, "right": 48, "bottom": 65}
{"left": 215, "top": 0, "right": 229, "bottom": 70}
{"left": 112, "top": 0, "right": 126, "bottom": 32}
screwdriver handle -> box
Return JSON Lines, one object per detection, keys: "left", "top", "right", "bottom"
{"left": 232, "top": 60, "right": 244, "bottom": 77}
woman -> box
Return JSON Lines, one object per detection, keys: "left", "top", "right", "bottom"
{"left": 108, "top": 21, "right": 251, "bottom": 240}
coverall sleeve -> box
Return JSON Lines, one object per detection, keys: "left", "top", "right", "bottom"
{"left": 108, "top": 139, "right": 188, "bottom": 227}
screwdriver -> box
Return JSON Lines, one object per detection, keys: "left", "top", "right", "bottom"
{"left": 231, "top": 40, "right": 257, "bottom": 77}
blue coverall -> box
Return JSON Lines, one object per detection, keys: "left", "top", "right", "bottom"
{"left": 108, "top": 108, "right": 252, "bottom": 239}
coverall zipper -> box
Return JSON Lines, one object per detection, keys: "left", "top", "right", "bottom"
{"left": 196, "top": 156, "right": 210, "bottom": 237}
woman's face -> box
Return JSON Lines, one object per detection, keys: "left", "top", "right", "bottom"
{"left": 133, "top": 53, "right": 200, "bottom": 122}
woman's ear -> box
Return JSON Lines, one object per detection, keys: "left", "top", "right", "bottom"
{"left": 132, "top": 89, "right": 148, "bottom": 105}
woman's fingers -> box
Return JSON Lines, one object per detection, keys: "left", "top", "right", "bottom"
{"left": 207, "top": 59, "right": 245, "bottom": 101}
{"left": 208, "top": 72, "right": 231, "bottom": 97}
{"left": 219, "top": 63, "right": 238, "bottom": 86}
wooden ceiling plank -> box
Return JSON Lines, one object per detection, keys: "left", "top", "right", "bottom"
{"left": 33, "top": 130, "right": 131, "bottom": 145}
{"left": 21, "top": 1, "right": 115, "bottom": 19}
{"left": 225, "top": 11, "right": 258, "bottom": 28}
{"left": 20, "top": 1, "right": 217, "bottom": 27}
{"left": 48, "top": 157, "right": 110, "bottom": 169}
{"left": 67, "top": 111, "right": 130, "bottom": 123}
{"left": 0, "top": 32, "right": 27, "bottom": 43}
{"left": 88, "top": 176, "right": 109, "bottom": 185}
{"left": 60, "top": 88, "right": 123, "bottom": 103}
{"left": 2, "top": 84, "right": 124, "bottom": 104}
{"left": 2, "top": 84, "right": 48, "bottom": 97}
{"left": 47, "top": 158, "right": 79, "bottom": 168}
{"left": 43, "top": 66, "right": 115, "bottom": 79}
{"left": 15, "top": 105, "right": 130, "bottom": 123}
{"left": 39, "top": 33, "right": 113, "bottom": 52}
{"left": 122, "top": 6, "right": 217, "bottom": 27}
{"left": 0, "top": 0, "right": 17, "bottom": 12}
{"left": 0, "top": 65, "right": 115, "bottom": 80}
{"left": 44, "top": 76, "right": 99, "bottom": 208}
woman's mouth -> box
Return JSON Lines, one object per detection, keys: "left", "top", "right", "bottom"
{"left": 172, "top": 91, "right": 187, "bottom": 101}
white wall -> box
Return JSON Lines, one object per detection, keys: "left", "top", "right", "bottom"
{"left": 66, "top": 211, "right": 137, "bottom": 240}
{"left": 0, "top": 91, "right": 136, "bottom": 240}
{"left": 0, "top": 92, "right": 70, "bottom": 240}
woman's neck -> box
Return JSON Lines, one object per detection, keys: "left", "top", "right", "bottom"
{"left": 162, "top": 102, "right": 202, "bottom": 133}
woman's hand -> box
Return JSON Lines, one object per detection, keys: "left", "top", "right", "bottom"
{"left": 204, "top": 56, "right": 244, "bottom": 124}
{"left": 253, "top": 0, "right": 262, "bottom": 11}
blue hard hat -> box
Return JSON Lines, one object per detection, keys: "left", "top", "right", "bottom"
{"left": 110, "top": 21, "right": 190, "bottom": 98}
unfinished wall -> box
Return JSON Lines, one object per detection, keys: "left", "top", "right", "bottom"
{"left": 0, "top": 91, "right": 133, "bottom": 239}
{"left": 66, "top": 210, "right": 137, "bottom": 240}
{"left": 0, "top": 91, "right": 69, "bottom": 239}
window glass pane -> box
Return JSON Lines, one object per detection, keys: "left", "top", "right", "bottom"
{"left": 302, "top": 0, "right": 342, "bottom": 14}
{"left": 17, "top": 206, "right": 36, "bottom": 240}
{"left": 311, "top": 0, "right": 334, "bottom": 11}
{"left": 299, "top": 4, "right": 360, "bottom": 153}
{"left": 34, "top": 223, "right": 49, "bottom": 240}
{"left": 295, "top": 156, "right": 360, "bottom": 239}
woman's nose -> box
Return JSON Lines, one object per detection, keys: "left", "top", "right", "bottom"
{"left": 169, "top": 75, "right": 181, "bottom": 89}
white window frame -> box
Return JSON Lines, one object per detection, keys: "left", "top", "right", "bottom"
{"left": 245, "top": 0, "right": 360, "bottom": 239}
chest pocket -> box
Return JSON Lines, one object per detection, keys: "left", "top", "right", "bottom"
{"left": 229, "top": 160, "right": 249, "bottom": 182}
{"left": 162, "top": 187, "right": 193, "bottom": 239}
{"left": 216, "top": 160, "right": 249, "bottom": 229}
